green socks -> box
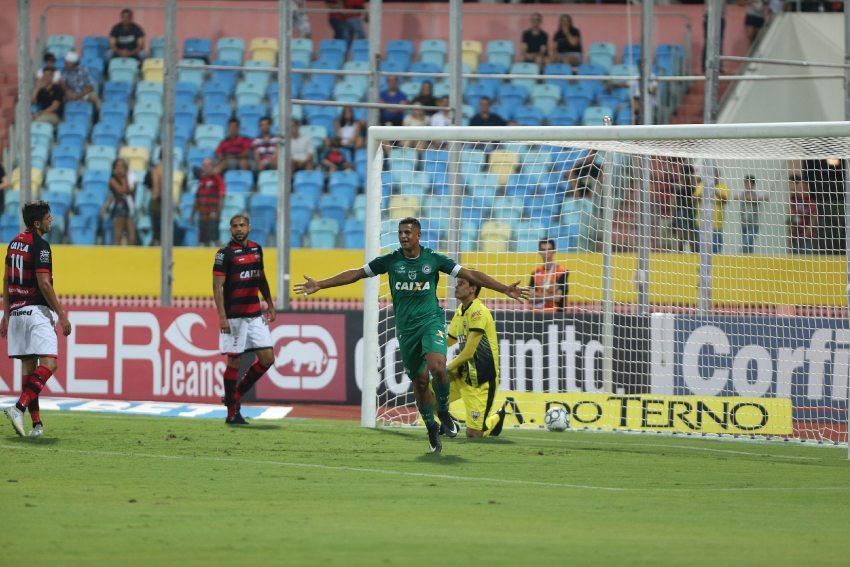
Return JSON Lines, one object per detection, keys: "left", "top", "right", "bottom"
{"left": 419, "top": 401, "right": 436, "bottom": 426}
{"left": 432, "top": 377, "right": 450, "bottom": 414}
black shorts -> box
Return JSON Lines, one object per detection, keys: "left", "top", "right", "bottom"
{"left": 199, "top": 218, "right": 219, "bottom": 243}
{"left": 745, "top": 13, "right": 765, "bottom": 28}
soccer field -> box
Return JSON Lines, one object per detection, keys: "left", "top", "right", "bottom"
{"left": 2, "top": 413, "right": 850, "bottom": 565}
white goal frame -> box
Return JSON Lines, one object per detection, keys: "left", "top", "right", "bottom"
{"left": 361, "top": 122, "right": 850, "bottom": 454}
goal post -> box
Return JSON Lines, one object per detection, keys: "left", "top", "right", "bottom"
{"left": 362, "top": 122, "right": 850, "bottom": 448}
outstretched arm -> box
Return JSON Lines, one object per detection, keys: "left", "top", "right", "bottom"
{"left": 294, "top": 267, "right": 368, "bottom": 295}
{"left": 457, "top": 267, "right": 530, "bottom": 301}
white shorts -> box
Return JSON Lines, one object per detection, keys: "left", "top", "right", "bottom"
{"left": 219, "top": 316, "right": 273, "bottom": 355}
{"left": 7, "top": 305, "right": 58, "bottom": 359}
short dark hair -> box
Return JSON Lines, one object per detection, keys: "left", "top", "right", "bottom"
{"left": 228, "top": 117, "right": 240, "bottom": 126}
{"left": 398, "top": 217, "right": 421, "bottom": 231}
{"left": 23, "top": 200, "right": 51, "bottom": 229}
{"left": 538, "top": 238, "right": 555, "bottom": 251}
{"left": 259, "top": 116, "right": 271, "bottom": 124}
{"left": 230, "top": 213, "right": 250, "bottom": 226}
{"left": 744, "top": 175, "right": 756, "bottom": 184}
{"left": 121, "top": 8, "right": 133, "bottom": 17}
{"left": 461, "top": 276, "right": 481, "bottom": 298}
{"left": 43, "top": 53, "right": 56, "bottom": 63}
{"left": 479, "top": 96, "right": 491, "bottom": 104}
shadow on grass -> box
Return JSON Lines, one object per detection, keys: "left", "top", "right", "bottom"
{"left": 415, "top": 453, "right": 467, "bottom": 465}
{"left": 5, "top": 436, "right": 60, "bottom": 445}
{"left": 244, "top": 423, "right": 283, "bottom": 431}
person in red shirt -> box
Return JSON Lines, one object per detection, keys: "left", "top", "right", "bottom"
{"left": 529, "top": 239, "right": 569, "bottom": 311}
{"left": 215, "top": 118, "right": 253, "bottom": 174}
{"left": 194, "top": 158, "right": 226, "bottom": 246}
{"left": 327, "top": 0, "right": 365, "bottom": 45}
{"left": 2, "top": 201, "right": 72, "bottom": 438}
{"left": 788, "top": 173, "right": 817, "bottom": 255}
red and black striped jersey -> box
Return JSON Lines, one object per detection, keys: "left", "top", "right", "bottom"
{"left": 212, "top": 240, "right": 265, "bottom": 319}
{"left": 6, "top": 229, "right": 52, "bottom": 311}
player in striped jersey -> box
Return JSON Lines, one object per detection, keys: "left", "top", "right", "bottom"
{"left": 213, "top": 214, "right": 276, "bottom": 425}
{"left": 2, "top": 201, "right": 72, "bottom": 438}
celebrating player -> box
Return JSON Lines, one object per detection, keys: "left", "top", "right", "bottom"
{"left": 446, "top": 277, "right": 522, "bottom": 438}
{"left": 213, "top": 214, "right": 276, "bottom": 425}
{"left": 2, "top": 201, "right": 72, "bottom": 438}
{"left": 294, "top": 217, "right": 529, "bottom": 453}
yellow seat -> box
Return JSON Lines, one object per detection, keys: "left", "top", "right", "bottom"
{"left": 119, "top": 146, "right": 150, "bottom": 173}
{"left": 462, "top": 51, "right": 479, "bottom": 73}
{"left": 479, "top": 220, "right": 512, "bottom": 253}
{"left": 250, "top": 37, "right": 279, "bottom": 63}
{"left": 387, "top": 195, "right": 421, "bottom": 220}
{"left": 142, "top": 58, "right": 164, "bottom": 82}
{"left": 11, "top": 167, "right": 43, "bottom": 193}
{"left": 487, "top": 151, "right": 519, "bottom": 185}
{"left": 462, "top": 40, "right": 482, "bottom": 56}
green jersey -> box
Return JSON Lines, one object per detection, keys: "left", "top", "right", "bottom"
{"left": 365, "top": 247, "right": 461, "bottom": 333}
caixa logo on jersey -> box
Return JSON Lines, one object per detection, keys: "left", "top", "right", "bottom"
{"left": 255, "top": 314, "right": 347, "bottom": 402}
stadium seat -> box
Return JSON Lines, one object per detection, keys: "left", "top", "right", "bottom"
{"left": 462, "top": 39, "right": 482, "bottom": 71}
{"left": 30, "top": 144, "right": 49, "bottom": 171}
{"left": 244, "top": 60, "right": 273, "bottom": 89}
{"left": 531, "top": 83, "right": 562, "bottom": 116}
{"left": 487, "top": 151, "right": 520, "bottom": 185}
{"left": 583, "top": 105, "right": 614, "bottom": 126}
{"left": 135, "top": 80, "right": 164, "bottom": 105}
{"left": 125, "top": 123, "right": 157, "bottom": 152}
{"left": 291, "top": 38, "right": 313, "bottom": 66}
{"left": 149, "top": 36, "right": 166, "bottom": 59}
{"left": 65, "top": 99, "right": 95, "bottom": 124}
{"left": 308, "top": 217, "right": 339, "bottom": 249}
{"left": 223, "top": 170, "right": 253, "bottom": 194}
{"left": 328, "top": 170, "right": 359, "bottom": 206}
{"left": 387, "top": 195, "right": 421, "bottom": 220}
{"left": 142, "top": 58, "right": 164, "bottom": 82}
{"left": 102, "top": 81, "right": 133, "bottom": 104}
{"left": 47, "top": 34, "right": 75, "bottom": 59}
{"left": 216, "top": 37, "right": 245, "bottom": 64}
{"left": 30, "top": 122, "right": 54, "bottom": 147}
{"left": 351, "top": 194, "right": 367, "bottom": 222}
{"left": 45, "top": 168, "right": 77, "bottom": 194}
{"left": 300, "top": 125, "right": 327, "bottom": 150}
{"left": 108, "top": 57, "right": 139, "bottom": 83}
{"left": 119, "top": 146, "right": 150, "bottom": 172}
{"left": 202, "top": 102, "right": 233, "bottom": 130}
{"left": 0, "top": 213, "right": 19, "bottom": 243}
{"left": 250, "top": 37, "right": 278, "bottom": 63}
{"left": 293, "top": 170, "right": 325, "bottom": 202}
{"left": 479, "top": 220, "right": 512, "bottom": 253}
{"left": 388, "top": 147, "right": 418, "bottom": 173}
{"left": 57, "top": 121, "right": 88, "bottom": 148}
{"left": 51, "top": 144, "right": 82, "bottom": 169}
{"left": 178, "top": 58, "right": 206, "bottom": 86}
{"left": 248, "top": 194, "right": 277, "bottom": 243}
{"left": 342, "top": 219, "right": 365, "bottom": 249}
{"left": 318, "top": 39, "right": 347, "bottom": 62}
{"left": 290, "top": 194, "right": 316, "bottom": 234}
{"left": 509, "top": 62, "right": 539, "bottom": 90}
{"left": 514, "top": 106, "right": 545, "bottom": 126}
{"left": 10, "top": 168, "right": 44, "bottom": 192}
{"left": 86, "top": 145, "right": 117, "bottom": 172}
{"left": 622, "top": 43, "right": 641, "bottom": 66}
{"left": 350, "top": 38, "right": 369, "bottom": 62}
{"left": 184, "top": 37, "right": 212, "bottom": 61}
{"left": 83, "top": 35, "right": 109, "bottom": 59}
{"left": 318, "top": 194, "right": 348, "bottom": 226}
{"left": 68, "top": 214, "right": 97, "bottom": 245}
{"left": 419, "top": 39, "right": 447, "bottom": 67}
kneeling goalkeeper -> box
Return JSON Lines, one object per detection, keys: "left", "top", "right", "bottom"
{"left": 446, "top": 277, "right": 518, "bottom": 437}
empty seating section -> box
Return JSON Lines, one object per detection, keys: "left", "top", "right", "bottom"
{"left": 22, "top": 31, "right": 687, "bottom": 246}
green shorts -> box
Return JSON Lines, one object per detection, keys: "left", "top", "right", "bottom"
{"left": 398, "top": 319, "right": 447, "bottom": 379}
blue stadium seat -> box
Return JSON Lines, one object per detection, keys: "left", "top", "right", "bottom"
{"left": 176, "top": 80, "right": 200, "bottom": 101}
{"left": 125, "top": 123, "right": 156, "bottom": 152}
{"left": 514, "top": 106, "right": 545, "bottom": 126}
{"left": 178, "top": 59, "right": 206, "bottom": 86}
{"left": 51, "top": 144, "right": 82, "bottom": 169}
{"left": 509, "top": 62, "right": 539, "bottom": 90}
{"left": 328, "top": 170, "right": 359, "bottom": 206}
{"left": 317, "top": 194, "right": 348, "bottom": 226}
{"left": 47, "top": 34, "right": 75, "bottom": 59}
{"left": 582, "top": 105, "right": 614, "bottom": 126}
{"left": 202, "top": 102, "right": 232, "bottom": 130}
{"left": 530, "top": 83, "right": 562, "bottom": 116}
{"left": 82, "top": 35, "right": 108, "bottom": 59}
{"left": 419, "top": 39, "right": 447, "bottom": 67}
{"left": 64, "top": 100, "right": 94, "bottom": 124}
{"left": 622, "top": 43, "right": 641, "bottom": 66}
{"left": 42, "top": 190, "right": 73, "bottom": 219}
{"left": 293, "top": 170, "right": 325, "bottom": 202}
{"left": 135, "top": 80, "right": 163, "bottom": 105}
{"left": 408, "top": 62, "right": 441, "bottom": 85}
{"left": 318, "top": 39, "right": 347, "bottom": 63}
{"left": 235, "top": 80, "right": 265, "bottom": 107}
{"left": 350, "top": 39, "right": 369, "bottom": 62}
{"left": 290, "top": 193, "right": 316, "bottom": 233}
{"left": 342, "top": 219, "right": 365, "bottom": 249}
{"left": 248, "top": 194, "right": 277, "bottom": 242}
{"left": 244, "top": 60, "right": 273, "bottom": 89}
{"left": 45, "top": 168, "right": 77, "bottom": 194}
{"left": 86, "top": 145, "right": 117, "bottom": 172}
{"left": 187, "top": 147, "right": 214, "bottom": 171}
{"left": 184, "top": 37, "right": 212, "bottom": 61}
{"left": 308, "top": 217, "right": 339, "bottom": 249}
{"left": 216, "top": 37, "right": 245, "bottom": 64}
{"left": 108, "top": 57, "right": 139, "bottom": 83}
{"left": 176, "top": 218, "right": 199, "bottom": 247}
{"left": 57, "top": 121, "right": 88, "bottom": 148}
{"left": 291, "top": 38, "right": 313, "bottom": 66}
{"left": 0, "top": 214, "right": 20, "bottom": 243}
{"left": 30, "top": 122, "right": 54, "bottom": 147}
{"left": 150, "top": 36, "right": 166, "bottom": 59}
{"left": 257, "top": 170, "right": 279, "bottom": 195}
{"left": 223, "top": 170, "right": 253, "bottom": 194}
{"left": 81, "top": 55, "right": 104, "bottom": 84}
{"left": 74, "top": 190, "right": 104, "bottom": 220}
{"left": 101, "top": 100, "right": 131, "bottom": 126}
{"left": 102, "top": 81, "right": 133, "bottom": 103}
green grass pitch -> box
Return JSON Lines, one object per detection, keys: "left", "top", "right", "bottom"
{"left": 2, "top": 412, "right": 850, "bottom": 565}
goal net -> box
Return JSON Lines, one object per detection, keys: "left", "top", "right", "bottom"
{"left": 361, "top": 123, "right": 850, "bottom": 446}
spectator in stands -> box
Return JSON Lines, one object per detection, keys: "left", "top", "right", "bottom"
{"left": 736, "top": 174, "right": 767, "bottom": 254}
{"left": 327, "top": 0, "right": 365, "bottom": 46}
{"left": 252, "top": 116, "right": 279, "bottom": 172}
{"left": 413, "top": 81, "right": 437, "bottom": 115}
{"left": 670, "top": 158, "right": 698, "bottom": 253}
{"left": 379, "top": 75, "right": 407, "bottom": 126}
{"left": 320, "top": 137, "right": 351, "bottom": 173}
{"left": 552, "top": 14, "right": 582, "bottom": 68}
{"left": 335, "top": 106, "right": 364, "bottom": 151}
{"left": 695, "top": 169, "right": 729, "bottom": 253}
{"left": 31, "top": 67, "right": 64, "bottom": 125}
{"left": 470, "top": 97, "right": 506, "bottom": 127}
{"left": 36, "top": 52, "right": 61, "bottom": 84}
{"left": 215, "top": 118, "right": 253, "bottom": 174}
{"left": 529, "top": 239, "right": 568, "bottom": 311}
{"left": 787, "top": 173, "right": 817, "bottom": 255}
{"left": 101, "top": 158, "right": 137, "bottom": 246}
{"left": 148, "top": 162, "right": 162, "bottom": 245}
{"left": 803, "top": 158, "right": 845, "bottom": 254}
{"left": 742, "top": 0, "right": 767, "bottom": 46}
{"left": 403, "top": 107, "right": 428, "bottom": 128}
{"left": 429, "top": 96, "right": 451, "bottom": 127}
{"left": 522, "top": 13, "right": 549, "bottom": 70}
{"left": 61, "top": 51, "right": 100, "bottom": 110}
{"left": 293, "top": 0, "right": 312, "bottom": 39}
{"left": 567, "top": 150, "right": 603, "bottom": 251}
{"left": 701, "top": 8, "right": 727, "bottom": 74}
{"left": 290, "top": 119, "right": 315, "bottom": 172}
{"left": 109, "top": 8, "right": 146, "bottom": 60}
{"left": 193, "top": 158, "right": 225, "bottom": 247}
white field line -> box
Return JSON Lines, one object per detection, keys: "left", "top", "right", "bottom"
{"left": 2, "top": 444, "right": 848, "bottom": 493}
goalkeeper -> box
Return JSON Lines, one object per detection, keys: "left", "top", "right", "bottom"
{"left": 294, "top": 217, "right": 528, "bottom": 453}
{"left": 446, "top": 277, "right": 520, "bottom": 438}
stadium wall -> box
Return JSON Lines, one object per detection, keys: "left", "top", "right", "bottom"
{"left": 4, "top": 1, "right": 748, "bottom": 73}
{"left": 53, "top": 246, "right": 845, "bottom": 306}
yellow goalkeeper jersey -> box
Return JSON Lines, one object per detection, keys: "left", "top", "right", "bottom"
{"left": 447, "top": 298, "right": 499, "bottom": 387}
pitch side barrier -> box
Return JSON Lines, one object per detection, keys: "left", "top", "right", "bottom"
{"left": 0, "top": 303, "right": 842, "bottom": 442}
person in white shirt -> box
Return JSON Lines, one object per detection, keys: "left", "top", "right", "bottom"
{"left": 428, "top": 96, "right": 451, "bottom": 127}
{"left": 289, "top": 119, "right": 315, "bottom": 171}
